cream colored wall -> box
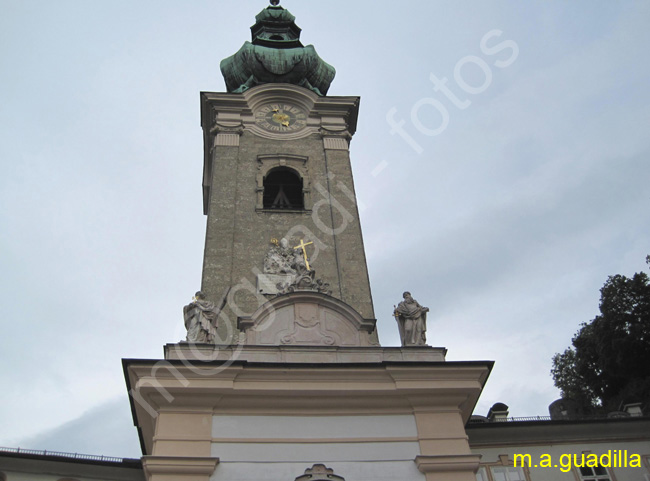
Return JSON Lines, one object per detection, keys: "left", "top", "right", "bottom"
{"left": 212, "top": 414, "right": 419, "bottom": 438}
{"left": 474, "top": 440, "right": 650, "bottom": 481}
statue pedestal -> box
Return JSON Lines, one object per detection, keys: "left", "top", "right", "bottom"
{"left": 256, "top": 273, "right": 293, "bottom": 295}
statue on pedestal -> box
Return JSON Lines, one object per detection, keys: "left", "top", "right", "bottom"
{"left": 394, "top": 291, "right": 429, "bottom": 346}
{"left": 183, "top": 291, "right": 218, "bottom": 343}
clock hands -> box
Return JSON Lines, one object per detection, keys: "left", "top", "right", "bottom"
{"left": 271, "top": 108, "right": 291, "bottom": 127}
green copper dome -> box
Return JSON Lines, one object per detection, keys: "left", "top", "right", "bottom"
{"left": 220, "top": 3, "right": 336, "bottom": 96}
{"left": 254, "top": 5, "right": 296, "bottom": 24}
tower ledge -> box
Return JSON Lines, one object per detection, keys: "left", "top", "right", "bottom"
{"left": 164, "top": 343, "right": 448, "bottom": 364}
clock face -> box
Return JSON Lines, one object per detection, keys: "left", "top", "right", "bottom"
{"left": 255, "top": 103, "right": 307, "bottom": 132}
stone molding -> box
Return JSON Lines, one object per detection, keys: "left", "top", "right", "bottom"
{"left": 142, "top": 455, "right": 219, "bottom": 476}
{"left": 126, "top": 361, "right": 491, "bottom": 408}
{"left": 414, "top": 454, "right": 482, "bottom": 473}
{"left": 165, "top": 343, "right": 447, "bottom": 364}
{"left": 210, "top": 122, "right": 244, "bottom": 135}
{"left": 207, "top": 436, "right": 418, "bottom": 443}
{"left": 202, "top": 84, "right": 359, "bottom": 142}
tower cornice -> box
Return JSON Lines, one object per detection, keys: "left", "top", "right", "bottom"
{"left": 200, "top": 84, "right": 360, "bottom": 214}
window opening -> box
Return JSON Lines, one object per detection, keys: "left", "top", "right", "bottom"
{"left": 477, "top": 466, "right": 528, "bottom": 481}
{"left": 578, "top": 465, "right": 611, "bottom": 481}
{"left": 490, "top": 467, "right": 526, "bottom": 481}
{"left": 263, "top": 168, "right": 303, "bottom": 210}
{"left": 476, "top": 467, "right": 489, "bottom": 481}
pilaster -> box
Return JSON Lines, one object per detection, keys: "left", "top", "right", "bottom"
{"left": 142, "top": 456, "right": 219, "bottom": 481}
{"left": 415, "top": 454, "right": 482, "bottom": 481}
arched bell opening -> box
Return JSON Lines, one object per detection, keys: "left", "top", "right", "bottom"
{"left": 263, "top": 167, "right": 304, "bottom": 210}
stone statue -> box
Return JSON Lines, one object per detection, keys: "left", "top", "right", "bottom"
{"left": 183, "top": 291, "right": 218, "bottom": 343}
{"left": 292, "top": 245, "right": 311, "bottom": 277}
{"left": 394, "top": 291, "right": 429, "bottom": 346}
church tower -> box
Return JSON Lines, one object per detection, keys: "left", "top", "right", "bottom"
{"left": 124, "top": 4, "right": 491, "bottom": 481}
{"left": 199, "top": 2, "right": 374, "bottom": 337}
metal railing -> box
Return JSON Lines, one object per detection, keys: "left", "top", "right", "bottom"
{"left": 469, "top": 413, "right": 649, "bottom": 424}
{"left": 469, "top": 415, "right": 552, "bottom": 423}
{"left": 0, "top": 447, "right": 130, "bottom": 464}
{"left": 500, "top": 416, "right": 552, "bottom": 422}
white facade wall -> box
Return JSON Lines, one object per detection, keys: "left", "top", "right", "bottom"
{"left": 210, "top": 414, "right": 425, "bottom": 481}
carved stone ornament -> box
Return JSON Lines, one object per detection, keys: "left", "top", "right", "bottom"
{"left": 276, "top": 270, "right": 332, "bottom": 296}
{"left": 393, "top": 291, "right": 430, "bottom": 346}
{"left": 238, "top": 291, "right": 378, "bottom": 347}
{"left": 258, "top": 238, "right": 332, "bottom": 296}
{"left": 275, "top": 239, "right": 332, "bottom": 296}
{"left": 295, "top": 464, "right": 345, "bottom": 481}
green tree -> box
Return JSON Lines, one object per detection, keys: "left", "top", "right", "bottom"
{"left": 551, "top": 256, "right": 650, "bottom": 413}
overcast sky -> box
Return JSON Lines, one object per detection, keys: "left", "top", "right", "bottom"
{"left": 1, "top": 0, "right": 649, "bottom": 459}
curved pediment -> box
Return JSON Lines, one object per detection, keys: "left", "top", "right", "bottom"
{"left": 238, "top": 292, "right": 378, "bottom": 347}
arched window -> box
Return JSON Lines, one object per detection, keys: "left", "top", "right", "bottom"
{"left": 263, "top": 168, "right": 304, "bottom": 210}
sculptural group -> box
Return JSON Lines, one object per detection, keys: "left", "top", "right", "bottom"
{"left": 264, "top": 238, "right": 331, "bottom": 296}
{"left": 264, "top": 238, "right": 297, "bottom": 275}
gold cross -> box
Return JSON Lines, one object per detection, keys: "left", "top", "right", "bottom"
{"left": 294, "top": 239, "right": 314, "bottom": 271}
